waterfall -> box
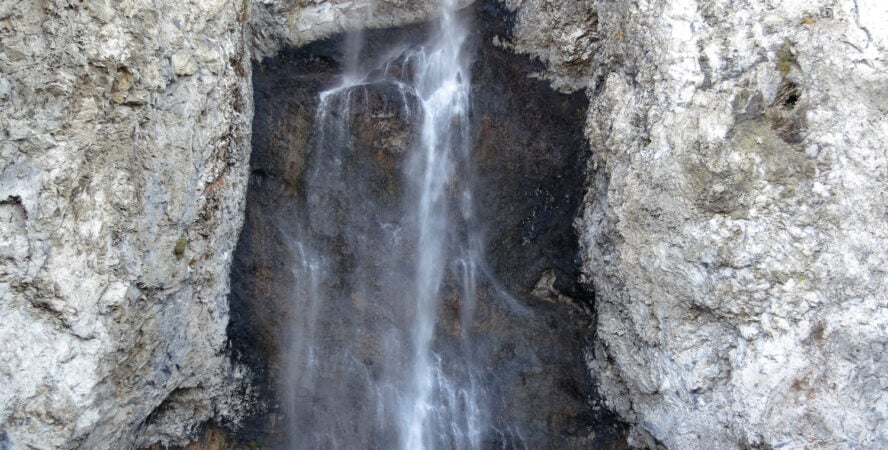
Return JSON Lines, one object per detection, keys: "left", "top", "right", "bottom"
{"left": 401, "top": 3, "right": 475, "bottom": 448}
{"left": 283, "top": 1, "right": 490, "bottom": 448}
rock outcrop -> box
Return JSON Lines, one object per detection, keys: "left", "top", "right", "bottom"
{"left": 249, "top": 0, "right": 474, "bottom": 59}
{"left": 233, "top": 7, "right": 627, "bottom": 445}
{"left": 0, "top": 1, "right": 474, "bottom": 448}
{"left": 0, "top": 1, "right": 253, "bottom": 447}
{"left": 496, "top": 0, "right": 598, "bottom": 92}
{"left": 3, "top": 0, "right": 887, "bottom": 448}
{"left": 572, "top": 0, "right": 888, "bottom": 448}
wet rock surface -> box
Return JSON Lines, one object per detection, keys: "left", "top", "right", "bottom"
{"left": 230, "top": 3, "right": 627, "bottom": 447}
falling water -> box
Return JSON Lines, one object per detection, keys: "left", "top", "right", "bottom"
{"left": 401, "top": 3, "right": 474, "bottom": 448}
{"left": 283, "top": 1, "right": 491, "bottom": 448}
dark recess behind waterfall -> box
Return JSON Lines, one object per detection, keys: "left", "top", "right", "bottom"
{"left": 223, "top": 1, "right": 629, "bottom": 447}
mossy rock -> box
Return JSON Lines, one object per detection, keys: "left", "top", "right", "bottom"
{"left": 174, "top": 234, "right": 187, "bottom": 260}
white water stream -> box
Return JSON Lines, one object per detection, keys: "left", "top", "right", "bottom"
{"left": 284, "top": 1, "right": 492, "bottom": 448}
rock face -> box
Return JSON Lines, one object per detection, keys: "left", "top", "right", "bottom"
{"left": 570, "top": 0, "right": 888, "bottom": 448}
{"left": 496, "top": 0, "right": 598, "bottom": 92}
{"left": 232, "top": 6, "right": 627, "bottom": 446}
{"left": 3, "top": 0, "right": 887, "bottom": 448}
{"left": 1, "top": 0, "right": 475, "bottom": 447}
{"left": 249, "top": 0, "right": 474, "bottom": 59}
{"left": 0, "top": 0, "right": 480, "bottom": 447}
{"left": 0, "top": 0, "right": 253, "bottom": 448}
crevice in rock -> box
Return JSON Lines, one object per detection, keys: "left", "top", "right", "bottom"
{"left": 769, "top": 80, "right": 806, "bottom": 144}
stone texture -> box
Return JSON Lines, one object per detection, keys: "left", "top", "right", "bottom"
{"left": 0, "top": 0, "right": 253, "bottom": 448}
{"left": 233, "top": 8, "right": 627, "bottom": 446}
{"left": 3, "top": 0, "right": 887, "bottom": 447}
{"left": 570, "top": 0, "right": 888, "bottom": 448}
{"left": 1, "top": 0, "right": 485, "bottom": 447}
{"left": 496, "top": 0, "right": 598, "bottom": 92}
{"left": 249, "top": 0, "right": 475, "bottom": 59}
{"left": 0, "top": 0, "right": 489, "bottom": 447}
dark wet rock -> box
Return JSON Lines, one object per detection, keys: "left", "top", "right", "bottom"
{"left": 227, "top": 2, "right": 628, "bottom": 448}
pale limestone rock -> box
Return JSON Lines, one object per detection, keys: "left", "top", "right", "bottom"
{"left": 3, "top": 0, "right": 887, "bottom": 448}
{"left": 0, "top": 0, "right": 478, "bottom": 447}
{"left": 249, "top": 0, "right": 475, "bottom": 59}
{"left": 496, "top": 0, "right": 598, "bottom": 92}
{"left": 0, "top": 0, "right": 253, "bottom": 447}
{"left": 171, "top": 51, "right": 199, "bottom": 76}
{"left": 570, "top": 0, "right": 888, "bottom": 448}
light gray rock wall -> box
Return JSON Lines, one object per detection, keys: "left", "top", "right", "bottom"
{"left": 0, "top": 0, "right": 253, "bottom": 448}
{"left": 497, "top": 0, "right": 598, "bottom": 92}
{"left": 572, "top": 0, "right": 888, "bottom": 448}
{"left": 249, "top": 0, "right": 474, "bottom": 60}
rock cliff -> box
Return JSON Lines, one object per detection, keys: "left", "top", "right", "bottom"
{"left": 0, "top": 0, "right": 253, "bottom": 447}
{"left": 2, "top": 0, "right": 887, "bottom": 448}
{"left": 0, "top": 1, "right": 466, "bottom": 448}
{"left": 571, "top": 0, "right": 888, "bottom": 448}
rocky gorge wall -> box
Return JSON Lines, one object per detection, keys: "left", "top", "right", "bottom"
{"left": 0, "top": 1, "right": 476, "bottom": 448}
{"left": 1, "top": 0, "right": 886, "bottom": 448}
{"left": 569, "top": 0, "right": 888, "bottom": 448}
{"left": 232, "top": 5, "right": 628, "bottom": 446}
{"left": 477, "top": 0, "right": 888, "bottom": 447}
{"left": 0, "top": 1, "right": 254, "bottom": 448}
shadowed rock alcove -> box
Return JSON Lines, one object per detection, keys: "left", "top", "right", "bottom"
{"left": 227, "top": 2, "right": 627, "bottom": 448}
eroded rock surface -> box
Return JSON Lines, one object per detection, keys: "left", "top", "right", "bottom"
{"left": 0, "top": 1, "right": 253, "bottom": 448}
{"left": 0, "top": 0, "right": 479, "bottom": 447}
{"left": 573, "top": 0, "right": 888, "bottom": 448}
{"left": 496, "top": 0, "right": 598, "bottom": 92}
{"left": 3, "top": 0, "right": 887, "bottom": 448}
{"left": 249, "top": 0, "right": 475, "bottom": 59}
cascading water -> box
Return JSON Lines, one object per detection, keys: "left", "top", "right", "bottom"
{"left": 283, "top": 1, "right": 490, "bottom": 448}
{"left": 231, "top": 0, "right": 623, "bottom": 447}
